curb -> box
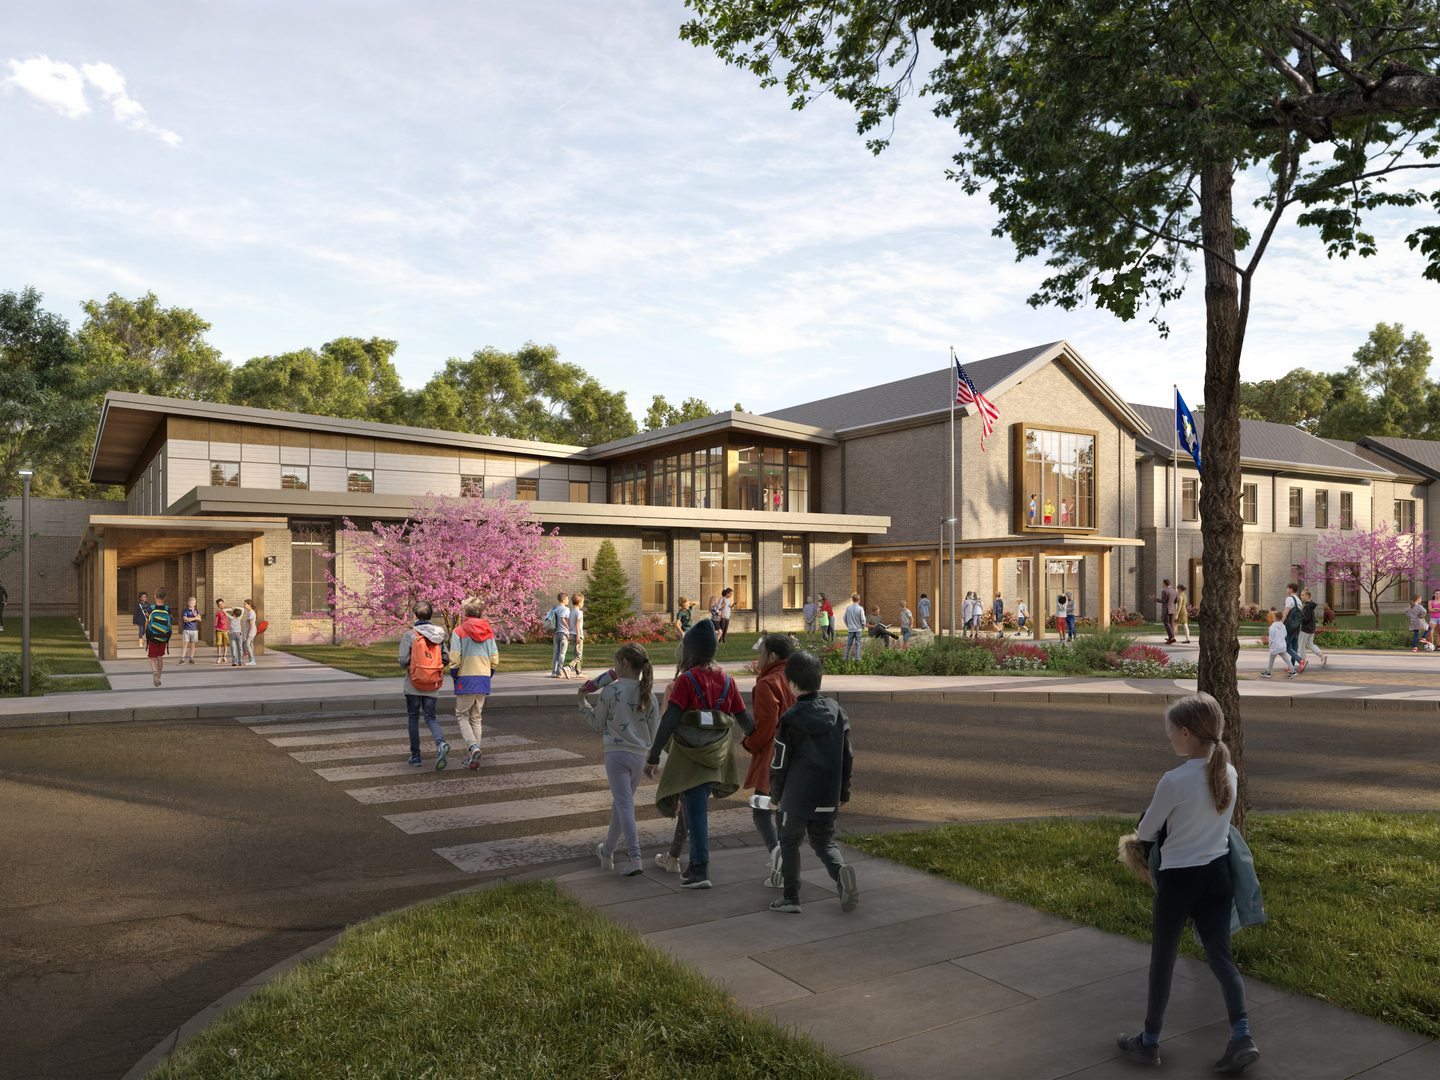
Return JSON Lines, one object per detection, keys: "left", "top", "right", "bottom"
{"left": 5, "top": 686, "right": 1438, "bottom": 732}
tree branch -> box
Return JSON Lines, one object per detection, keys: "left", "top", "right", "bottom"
{"left": 1262, "top": 47, "right": 1312, "bottom": 94}
{"left": 1269, "top": 74, "right": 1440, "bottom": 129}
{"left": 1287, "top": 22, "right": 1376, "bottom": 90}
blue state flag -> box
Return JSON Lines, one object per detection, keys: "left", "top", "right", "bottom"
{"left": 1176, "top": 392, "right": 1202, "bottom": 476}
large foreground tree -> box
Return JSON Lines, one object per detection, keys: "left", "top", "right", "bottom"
{"left": 683, "top": 0, "right": 1440, "bottom": 832}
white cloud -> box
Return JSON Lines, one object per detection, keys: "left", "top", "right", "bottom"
{"left": 3, "top": 56, "right": 89, "bottom": 118}
{"left": 81, "top": 62, "right": 181, "bottom": 146}
{"left": 2, "top": 55, "right": 179, "bottom": 144}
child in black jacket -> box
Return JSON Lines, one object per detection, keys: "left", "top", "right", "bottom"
{"left": 768, "top": 650, "right": 858, "bottom": 915}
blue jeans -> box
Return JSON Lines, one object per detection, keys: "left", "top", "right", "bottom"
{"left": 551, "top": 632, "right": 568, "bottom": 675}
{"left": 680, "top": 783, "right": 712, "bottom": 866}
{"left": 229, "top": 637, "right": 244, "bottom": 665}
{"left": 1066, "top": 614, "right": 1076, "bottom": 639}
{"left": 405, "top": 694, "right": 445, "bottom": 756}
{"left": 845, "top": 630, "right": 861, "bottom": 659}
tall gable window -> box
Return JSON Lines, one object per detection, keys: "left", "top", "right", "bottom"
{"left": 1014, "top": 424, "right": 1097, "bottom": 532}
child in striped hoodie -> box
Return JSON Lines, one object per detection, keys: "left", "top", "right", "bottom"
{"left": 449, "top": 597, "right": 499, "bottom": 770}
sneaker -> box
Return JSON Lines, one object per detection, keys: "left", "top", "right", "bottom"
{"left": 837, "top": 864, "right": 860, "bottom": 913}
{"left": 596, "top": 843, "right": 614, "bottom": 870}
{"left": 1287, "top": 667, "right": 1299, "bottom": 679}
{"left": 1415, "top": 647, "right": 1420, "bottom": 652}
{"left": 407, "top": 753, "right": 422, "bottom": 767}
{"left": 1259, "top": 672, "right": 1272, "bottom": 679}
{"left": 1298, "top": 659, "right": 1307, "bottom": 673}
{"left": 435, "top": 742, "right": 450, "bottom": 771}
{"left": 1213, "top": 1035, "right": 1260, "bottom": 1074}
{"left": 765, "top": 845, "right": 784, "bottom": 888}
{"left": 769, "top": 897, "right": 802, "bottom": 914}
{"left": 655, "top": 852, "right": 682, "bottom": 874}
{"left": 680, "top": 863, "right": 711, "bottom": 889}
{"left": 1321, "top": 654, "right": 1328, "bottom": 667}
{"left": 152, "top": 673, "right": 160, "bottom": 686}
{"left": 1116, "top": 1033, "right": 1160, "bottom": 1067}
{"left": 465, "top": 745, "right": 483, "bottom": 770}
{"left": 620, "top": 859, "right": 645, "bottom": 877}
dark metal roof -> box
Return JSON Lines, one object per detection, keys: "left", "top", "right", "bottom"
{"left": 1129, "top": 403, "right": 1392, "bottom": 476}
{"left": 764, "top": 342, "right": 1059, "bottom": 431}
{"left": 1359, "top": 435, "right": 1440, "bottom": 480}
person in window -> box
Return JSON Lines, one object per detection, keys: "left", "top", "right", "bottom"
{"left": 1029, "top": 494, "right": 1037, "bottom": 526}
{"left": 1044, "top": 498, "right": 1055, "bottom": 525}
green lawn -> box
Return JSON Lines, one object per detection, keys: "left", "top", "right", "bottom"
{"left": 0, "top": 616, "right": 104, "bottom": 674}
{"left": 149, "top": 879, "right": 855, "bottom": 1080}
{"left": 849, "top": 812, "right": 1440, "bottom": 1039}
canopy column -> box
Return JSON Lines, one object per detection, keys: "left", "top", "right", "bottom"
{"left": 99, "top": 540, "right": 117, "bottom": 661}
{"left": 251, "top": 534, "right": 266, "bottom": 656}
{"left": 1030, "top": 547, "right": 1046, "bottom": 640}
{"left": 1098, "top": 549, "right": 1112, "bottom": 629}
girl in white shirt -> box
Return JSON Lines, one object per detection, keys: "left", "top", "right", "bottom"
{"left": 1117, "top": 693, "right": 1257, "bottom": 1074}
{"left": 566, "top": 593, "right": 586, "bottom": 677}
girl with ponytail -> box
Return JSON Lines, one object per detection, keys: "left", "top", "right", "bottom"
{"left": 1118, "top": 692, "right": 1259, "bottom": 1074}
{"left": 578, "top": 642, "right": 660, "bottom": 877}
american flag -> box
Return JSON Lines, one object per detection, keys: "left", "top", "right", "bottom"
{"left": 954, "top": 351, "right": 1000, "bottom": 450}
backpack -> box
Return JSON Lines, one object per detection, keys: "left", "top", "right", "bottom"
{"left": 408, "top": 632, "right": 445, "bottom": 692}
{"left": 1283, "top": 601, "right": 1303, "bottom": 634}
{"left": 675, "top": 670, "right": 737, "bottom": 748}
{"left": 145, "top": 605, "right": 172, "bottom": 643}
{"left": 543, "top": 608, "right": 556, "bottom": 632}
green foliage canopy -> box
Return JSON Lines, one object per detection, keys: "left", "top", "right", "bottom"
{"left": 231, "top": 336, "right": 409, "bottom": 424}
{"left": 644, "top": 394, "right": 718, "bottom": 431}
{"left": 77, "top": 291, "right": 232, "bottom": 402}
{"left": 582, "top": 539, "right": 635, "bottom": 637}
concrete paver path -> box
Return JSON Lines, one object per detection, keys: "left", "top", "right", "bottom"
{"left": 558, "top": 844, "right": 1436, "bottom": 1079}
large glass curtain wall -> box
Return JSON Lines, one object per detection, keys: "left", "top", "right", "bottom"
{"left": 290, "top": 522, "right": 334, "bottom": 617}
{"left": 1022, "top": 428, "right": 1096, "bottom": 529}
{"left": 737, "top": 445, "right": 809, "bottom": 512}
{"left": 613, "top": 448, "right": 724, "bottom": 507}
{"left": 700, "top": 532, "right": 753, "bottom": 609}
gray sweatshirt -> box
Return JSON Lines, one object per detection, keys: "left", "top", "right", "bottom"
{"left": 581, "top": 677, "right": 660, "bottom": 756}
{"left": 399, "top": 621, "right": 450, "bottom": 698}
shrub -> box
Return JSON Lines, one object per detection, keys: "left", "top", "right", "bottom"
{"left": 1110, "top": 606, "right": 1146, "bottom": 627}
{"left": 1000, "top": 642, "right": 1048, "bottom": 671}
{"left": 0, "top": 655, "right": 50, "bottom": 696}
{"left": 1118, "top": 644, "right": 1170, "bottom": 666}
{"left": 1238, "top": 603, "right": 1267, "bottom": 622}
{"left": 582, "top": 540, "right": 633, "bottom": 638}
{"left": 607, "top": 613, "right": 671, "bottom": 643}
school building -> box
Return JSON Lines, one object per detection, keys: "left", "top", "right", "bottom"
{"left": 11, "top": 339, "right": 1428, "bottom": 659}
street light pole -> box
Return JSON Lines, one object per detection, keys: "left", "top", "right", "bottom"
{"left": 18, "top": 467, "right": 33, "bottom": 696}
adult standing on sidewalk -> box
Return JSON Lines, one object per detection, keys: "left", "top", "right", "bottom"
{"left": 1150, "top": 579, "right": 1178, "bottom": 644}
{"left": 842, "top": 594, "right": 866, "bottom": 660}
{"left": 545, "top": 592, "right": 570, "bottom": 679}
{"left": 717, "top": 588, "right": 734, "bottom": 644}
{"left": 133, "top": 591, "right": 151, "bottom": 649}
{"left": 449, "top": 597, "right": 498, "bottom": 769}
{"left": 1174, "top": 584, "right": 1192, "bottom": 644}
{"left": 1298, "top": 588, "right": 1327, "bottom": 667}
{"left": 399, "top": 601, "right": 450, "bottom": 770}
{"left": 1428, "top": 588, "right": 1440, "bottom": 649}
{"left": 743, "top": 632, "right": 795, "bottom": 888}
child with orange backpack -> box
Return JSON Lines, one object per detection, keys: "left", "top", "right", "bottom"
{"left": 399, "top": 601, "right": 451, "bottom": 769}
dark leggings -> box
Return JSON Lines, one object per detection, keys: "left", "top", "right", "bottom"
{"left": 753, "top": 804, "right": 777, "bottom": 849}
{"left": 1146, "top": 853, "right": 1247, "bottom": 1035}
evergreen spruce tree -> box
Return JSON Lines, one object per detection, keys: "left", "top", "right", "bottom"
{"left": 583, "top": 539, "right": 633, "bottom": 637}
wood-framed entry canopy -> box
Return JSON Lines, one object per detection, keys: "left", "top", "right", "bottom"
{"left": 852, "top": 534, "right": 1144, "bottom": 639}
{"left": 74, "top": 515, "right": 285, "bottom": 660}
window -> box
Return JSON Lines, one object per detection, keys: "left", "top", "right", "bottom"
{"left": 210, "top": 461, "right": 240, "bottom": 487}
{"left": 1019, "top": 425, "right": 1096, "bottom": 530}
{"left": 1015, "top": 559, "right": 1032, "bottom": 611}
{"left": 516, "top": 478, "right": 538, "bottom": 501}
{"left": 782, "top": 536, "right": 805, "bottom": 609}
{"left": 1327, "top": 561, "right": 1360, "bottom": 612}
{"left": 700, "top": 532, "right": 753, "bottom": 610}
{"left": 1290, "top": 565, "right": 1304, "bottom": 592}
{"left": 641, "top": 532, "right": 668, "bottom": 613}
{"left": 347, "top": 470, "right": 373, "bottom": 493}
{"left": 611, "top": 460, "right": 648, "bottom": 505}
{"left": 1240, "top": 483, "right": 1258, "bottom": 524}
{"left": 736, "top": 444, "right": 809, "bottom": 512}
{"left": 1288, "top": 487, "right": 1302, "bottom": 527}
{"left": 1315, "top": 490, "right": 1329, "bottom": 529}
{"left": 281, "top": 465, "right": 309, "bottom": 491}
{"left": 569, "top": 481, "right": 589, "bottom": 503}
{"left": 1340, "top": 491, "right": 1353, "bottom": 529}
{"left": 1241, "top": 564, "right": 1260, "bottom": 604}
{"left": 1181, "top": 477, "right": 1199, "bottom": 521}
{"left": 788, "top": 449, "right": 809, "bottom": 513}
{"left": 1395, "top": 575, "right": 1415, "bottom": 602}
{"left": 1394, "top": 499, "right": 1415, "bottom": 534}
{"left": 461, "top": 475, "right": 485, "bottom": 498}
{"left": 290, "top": 522, "right": 333, "bottom": 617}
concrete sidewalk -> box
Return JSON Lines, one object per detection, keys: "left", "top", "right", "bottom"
{"left": 559, "top": 843, "right": 1437, "bottom": 1079}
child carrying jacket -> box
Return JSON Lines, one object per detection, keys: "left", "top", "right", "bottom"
{"left": 768, "top": 650, "right": 858, "bottom": 915}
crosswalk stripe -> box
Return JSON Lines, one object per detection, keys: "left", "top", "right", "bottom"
{"left": 313, "top": 747, "right": 578, "bottom": 782}
{"left": 288, "top": 734, "right": 533, "bottom": 763}
{"left": 234, "top": 709, "right": 395, "bottom": 724}
{"left": 433, "top": 808, "right": 755, "bottom": 873}
{"left": 268, "top": 726, "right": 465, "bottom": 747}
{"left": 344, "top": 764, "right": 610, "bottom": 805}
{"left": 384, "top": 785, "right": 656, "bottom": 835}
{"left": 249, "top": 715, "right": 414, "bottom": 735}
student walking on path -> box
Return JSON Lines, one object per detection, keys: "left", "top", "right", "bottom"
{"left": 243, "top": 599, "right": 259, "bottom": 665}
{"left": 1299, "top": 588, "right": 1327, "bottom": 666}
{"left": 842, "top": 594, "right": 866, "bottom": 660}
{"left": 145, "top": 588, "right": 173, "bottom": 686}
{"left": 179, "top": 597, "right": 200, "bottom": 665}
{"left": 1118, "top": 693, "right": 1260, "bottom": 1074}
{"left": 450, "top": 597, "right": 498, "bottom": 769}
{"left": 1428, "top": 588, "right": 1440, "bottom": 649}
{"left": 899, "top": 601, "right": 912, "bottom": 645}
{"left": 213, "top": 599, "right": 229, "bottom": 664}
{"left": 544, "top": 592, "right": 570, "bottom": 678}
{"left": 399, "top": 601, "right": 451, "bottom": 770}
{"left": 917, "top": 592, "right": 930, "bottom": 631}
{"left": 133, "top": 592, "right": 151, "bottom": 649}
{"left": 744, "top": 633, "right": 796, "bottom": 889}
{"left": 644, "top": 619, "right": 755, "bottom": 890}
{"left": 675, "top": 596, "right": 695, "bottom": 636}
{"left": 992, "top": 593, "right": 1005, "bottom": 639}
{"left": 1016, "top": 599, "right": 1028, "bottom": 633}
{"left": 565, "top": 593, "right": 586, "bottom": 676}
{"left": 652, "top": 642, "right": 690, "bottom": 875}
{"left": 1407, "top": 594, "right": 1429, "bottom": 652}
{"left": 581, "top": 642, "right": 660, "bottom": 878}
{"left": 1262, "top": 612, "right": 1299, "bottom": 679}
{"left": 1282, "top": 584, "right": 1303, "bottom": 664}
{"left": 768, "top": 649, "right": 858, "bottom": 915}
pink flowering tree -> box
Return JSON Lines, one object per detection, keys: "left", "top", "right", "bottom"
{"left": 1301, "top": 523, "right": 1440, "bottom": 630}
{"left": 313, "top": 493, "right": 567, "bottom": 643}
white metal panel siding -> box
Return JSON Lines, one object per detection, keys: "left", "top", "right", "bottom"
{"left": 589, "top": 481, "right": 607, "bottom": 503}
{"left": 210, "top": 440, "right": 240, "bottom": 462}
{"left": 516, "top": 460, "right": 542, "bottom": 479}
{"left": 242, "top": 462, "right": 282, "bottom": 489}
{"left": 347, "top": 450, "right": 375, "bottom": 470}
{"left": 537, "top": 478, "right": 569, "bottom": 501}
{"left": 538, "top": 462, "right": 568, "bottom": 480}
{"left": 241, "top": 442, "right": 279, "bottom": 463}
{"left": 374, "top": 471, "right": 461, "bottom": 496}
{"left": 168, "top": 457, "right": 211, "bottom": 504}
{"left": 280, "top": 447, "right": 310, "bottom": 465}
{"left": 376, "top": 451, "right": 461, "bottom": 474}
{"left": 168, "top": 439, "right": 209, "bottom": 461}
{"left": 310, "top": 465, "right": 349, "bottom": 491}
{"left": 311, "top": 448, "right": 346, "bottom": 468}
{"left": 485, "top": 457, "right": 515, "bottom": 477}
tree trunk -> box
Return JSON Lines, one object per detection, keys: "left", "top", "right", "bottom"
{"left": 1196, "top": 154, "right": 1249, "bottom": 837}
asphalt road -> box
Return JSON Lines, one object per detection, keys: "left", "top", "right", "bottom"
{"left": 3, "top": 699, "right": 1436, "bottom": 1080}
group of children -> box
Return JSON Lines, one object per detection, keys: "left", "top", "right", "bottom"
{"left": 398, "top": 598, "right": 499, "bottom": 771}
{"left": 544, "top": 591, "right": 588, "bottom": 679}
{"left": 1262, "top": 583, "right": 1328, "bottom": 678}
{"left": 577, "top": 619, "right": 857, "bottom": 913}
{"left": 128, "top": 590, "right": 259, "bottom": 686}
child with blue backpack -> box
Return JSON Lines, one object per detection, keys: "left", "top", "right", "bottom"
{"left": 145, "top": 587, "right": 173, "bottom": 687}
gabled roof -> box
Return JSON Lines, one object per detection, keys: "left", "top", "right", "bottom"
{"left": 1358, "top": 435, "right": 1440, "bottom": 481}
{"left": 1130, "top": 403, "right": 1394, "bottom": 478}
{"left": 764, "top": 341, "right": 1150, "bottom": 437}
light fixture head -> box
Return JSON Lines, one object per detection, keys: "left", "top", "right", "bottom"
{"left": 16, "top": 468, "right": 34, "bottom": 478}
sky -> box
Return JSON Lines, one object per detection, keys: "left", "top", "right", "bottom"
{"left": 4, "top": 1, "right": 1439, "bottom": 421}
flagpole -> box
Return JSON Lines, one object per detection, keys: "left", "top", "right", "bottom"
{"left": 949, "top": 347, "right": 957, "bottom": 640}
{"left": 1173, "top": 384, "right": 1179, "bottom": 600}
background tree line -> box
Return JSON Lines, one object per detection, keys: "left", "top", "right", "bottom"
{"left": 0, "top": 286, "right": 732, "bottom": 499}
